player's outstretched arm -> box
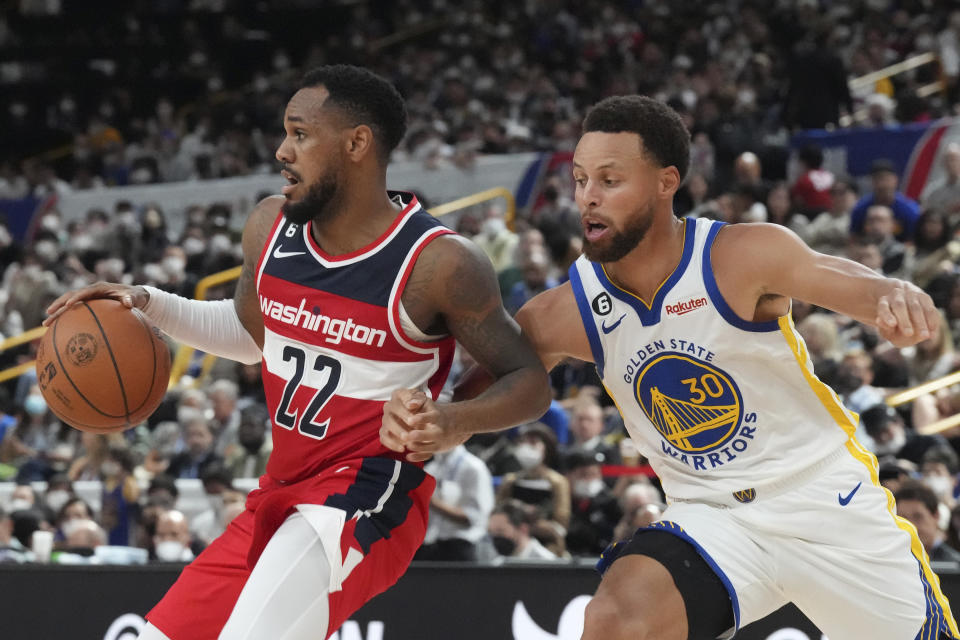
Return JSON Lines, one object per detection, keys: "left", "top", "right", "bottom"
{"left": 719, "top": 223, "right": 939, "bottom": 348}
{"left": 381, "top": 236, "right": 552, "bottom": 462}
{"left": 45, "top": 196, "right": 283, "bottom": 364}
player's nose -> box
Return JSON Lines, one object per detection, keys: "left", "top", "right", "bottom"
{"left": 275, "top": 139, "right": 293, "bottom": 164}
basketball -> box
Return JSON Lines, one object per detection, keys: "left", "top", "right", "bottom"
{"left": 36, "top": 298, "right": 171, "bottom": 433}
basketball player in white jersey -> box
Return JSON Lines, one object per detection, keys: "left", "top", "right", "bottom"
{"left": 382, "top": 96, "right": 958, "bottom": 639}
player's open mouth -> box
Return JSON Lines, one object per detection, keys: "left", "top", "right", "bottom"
{"left": 281, "top": 170, "right": 300, "bottom": 196}
{"left": 583, "top": 219, "right": 608, "bottom": 241}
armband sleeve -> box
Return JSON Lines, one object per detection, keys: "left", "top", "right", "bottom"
{"left": 141, "top": 286, "right": 262, "bottom": 365}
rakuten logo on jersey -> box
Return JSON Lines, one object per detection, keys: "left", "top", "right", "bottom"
{"left": 260, "top": 296, "right": 387, "bottom": 347}
{"left": 664, "top": 296, "right": 709, "bottom": 316}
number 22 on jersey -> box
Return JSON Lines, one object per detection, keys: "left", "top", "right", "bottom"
{"left": 274, "top": 344, "right": 342, "bottom": 440}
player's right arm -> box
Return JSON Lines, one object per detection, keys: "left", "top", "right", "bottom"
{"left": 45, "top": 196, "right": 284, "bottom": 363}
{"left": 450, "top": 283, "right": 594, "bottom": 401}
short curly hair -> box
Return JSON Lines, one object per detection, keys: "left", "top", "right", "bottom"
{"left": 582, "top": 95, "right": 690, "bottom": 182}
{"left": 300, "top": 65, "right": 407, "bottom": 163}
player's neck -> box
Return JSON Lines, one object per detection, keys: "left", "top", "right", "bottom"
{"left": 603, "top": 213, "right": 685, "bottom": 301}
{"left": 309, "top": 180, "right": 401, "bottom": 255}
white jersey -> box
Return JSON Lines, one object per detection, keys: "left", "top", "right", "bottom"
{"left": 569, "top": 216, "right": 856, "bottom": 503}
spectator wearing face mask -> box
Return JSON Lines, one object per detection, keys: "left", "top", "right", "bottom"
{"left": 860, "top": 404, "right": 948, "bottom": 466}
{"left": 153, "top": 509, "right": 195, "bottom": 563}
{"left": 920, "top": 444, "right": 960, "bottom": 509}
{"left": 564, "top": 448, "right": 622, "bottom": 557}
{"left": 6, "top": 483, "right": 38, "bottom": 513}
{"left": 3, "top": 384, "right": 60, "bottom": 471}
{"left": 487, "top": 499, "right": 556, "bottom": 562}
{"left": 472, "top": 204, "right": 518, "bottom": 273}
{"left": 157, "top": 245, "right": 197, "bottom": 299}
{"left": 53, "top": 496, "right": 94, "bottom": 543}
{"left": 42, "top": 473, "right": 75, "bottom": 515}
{"left": 896, "top": 480, "right": 960, "bottom": 563}
{"left": 418, "top": 443, "right": 494, "bottom": 562}
{"left": 496, "top": 423, "right": 570, "bottom": 534}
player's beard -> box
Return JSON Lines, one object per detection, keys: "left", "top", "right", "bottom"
{"left": 582, "top": 202, "right": 654, "bottom": 263}
{"left": 281, "top": 172, "right": 341, "bottom": 226}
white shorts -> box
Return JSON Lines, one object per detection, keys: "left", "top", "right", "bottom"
{"left": 657, "top": 441, "right": 958, "bottom": 639}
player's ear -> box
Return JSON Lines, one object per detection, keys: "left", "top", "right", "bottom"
{"left": 345, "top": 125, "right": 374, "bottom": 161}
{"left": 659, "top": 166, "right": 681, "bottom": 198}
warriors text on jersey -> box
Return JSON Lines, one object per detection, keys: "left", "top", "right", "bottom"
{"left": 256, "top": 193, "right": 456, "bottom": 482}
{"left": 569, "top": 216, "right": 855, "bottom": 502}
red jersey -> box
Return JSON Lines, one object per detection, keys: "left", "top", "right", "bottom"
{"left": 791, "top": 168, "right": 835, "bottom": 214}
{"left": 255, "top": 193, "right": 456, "bottom": 482}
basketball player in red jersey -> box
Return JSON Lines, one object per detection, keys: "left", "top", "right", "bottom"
{"left": 45, "top": 65, "right": 550, "bottom": 640}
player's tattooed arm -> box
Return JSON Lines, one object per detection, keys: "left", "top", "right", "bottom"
{"left": 383, "top": 235, "right": 551, "bottom": 461}
{"left": 234, "top": 195, "right": 284, "bottom": 348}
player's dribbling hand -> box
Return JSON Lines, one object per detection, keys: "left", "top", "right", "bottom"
{"left": 44, "top": 282, "right": 150, "bottom": 326}
{"left": 380, "top": 389, "right": 467, "bottom": 463}
{"left": 875, "top": 281, "right": 939, "bottom": 348}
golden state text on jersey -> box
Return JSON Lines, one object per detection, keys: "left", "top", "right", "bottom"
{"left": 255, "top": 193, "right": 456, "bottom": 482}
{"left": 568, "top": 217, "right": 858, "bottom": 502}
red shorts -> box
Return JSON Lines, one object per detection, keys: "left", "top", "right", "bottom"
{"left": 146, "top": 457, "right": 434, "bottom": 639}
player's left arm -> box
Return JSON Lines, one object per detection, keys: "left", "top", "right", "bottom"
{"left": 381, "top": 235, "right": 551, "bottom": 462}
{"left": 718, "top": 223, "right": 938, "bottom": 347}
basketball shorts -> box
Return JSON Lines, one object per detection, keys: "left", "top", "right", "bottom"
{"left": 632, "top": 442, "right": 958, "bottom": 639}
{"left": 146, "top": 456, "right": 433, "bottom": 640}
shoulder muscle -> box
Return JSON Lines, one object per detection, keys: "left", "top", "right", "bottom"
{"left": 234, "top": 195, "right": 284, "bottom": 345}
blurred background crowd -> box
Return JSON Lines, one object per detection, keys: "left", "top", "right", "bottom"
{"left": 4, "top": 0, "right": 960, "bottom": 568}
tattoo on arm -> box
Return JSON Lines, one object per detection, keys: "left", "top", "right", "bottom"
{"left": 441, "top": 242, "right": 534, "bottom": 378}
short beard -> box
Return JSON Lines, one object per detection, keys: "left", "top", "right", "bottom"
{"left": 281, "top": 174, "right": 340, "bottom": 226}
{"left": 582, "top": 206, "right": 653, "bottom": 263}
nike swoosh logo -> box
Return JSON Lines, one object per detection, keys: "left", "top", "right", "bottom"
{"left": 601, "top": 314, "right": 626, "bottom": 334}
{"left": 838, "top": 482, "right": 862, "bottom": 506}
{"left": 273, "top": 246, "right": 306, "bottom": 259}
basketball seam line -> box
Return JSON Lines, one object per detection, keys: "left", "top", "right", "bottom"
{"left": 50, "top": 312, "right": 129, "bottom": 421}
{"left": 126, "top": 308, "right": 160, "bottom": 416}
{"left": 83, "top": 301, "right": 132, "bottom": 424}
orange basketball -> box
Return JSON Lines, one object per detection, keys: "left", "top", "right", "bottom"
{"left": 36, "top": 298, "right": 171, "bottom": 433}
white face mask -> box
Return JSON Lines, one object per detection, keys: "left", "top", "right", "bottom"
{"left": 925, "top": 475, "right": 954, "bottom": 499}
{"left": 45, "top": 490, "right": 70, "bottom": 513}
{"left": 874, "top": 430, "right": 906, "bottom": 456}
{"left": 514, "top": 444, "right": 544, "bottom": 470}
{"left": 572, "top": 478, "right": 604, "bottom": 499}
{"left": 155, "top": 540, "right": 186, "bottom": 562}
{"left": 482, "top": 217, "right": 506, "bottom": 238}
{"left": 8, "top": 498, "right": 32, "bottom": 512}
{"left": 207, "top": 494, "right": 224, "bottom": 514}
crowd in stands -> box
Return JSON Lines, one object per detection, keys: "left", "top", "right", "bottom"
{"left": 4, "top": 0, "right": 960, "bottom": 567}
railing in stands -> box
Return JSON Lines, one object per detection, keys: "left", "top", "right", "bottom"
{"left": 0, "top": 186, "right": 516, "bottom": 388}
{"left": 840, "top": 51, "right": 944, "bottom": 127}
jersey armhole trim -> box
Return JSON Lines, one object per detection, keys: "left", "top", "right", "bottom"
{"left": 702, "top": 221, "right": 780, "bottom": 333}
{"left": 567, "top": 262, "right": 605, "bottom": 378}
{"left": 389, "top": 227, "right": 457, "bottom": 352}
